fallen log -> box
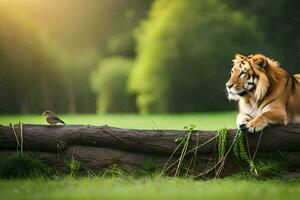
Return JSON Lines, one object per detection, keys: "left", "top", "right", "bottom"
{"left": 1, "top": 124, "right": 300, "bottom": 154}
{"left": 0, "top": 146, "right": 242, "bottom": 175}
{"left": 0, "top": 124, "right": 299, "bottom": 175}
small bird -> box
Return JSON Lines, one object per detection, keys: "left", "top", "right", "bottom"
{"left": 42, "top": 111, "right": 65, "bottom": 125}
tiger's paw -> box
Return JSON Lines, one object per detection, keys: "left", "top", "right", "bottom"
{"left": 237, "top": 113, "right": 252, "bottom": 132}
{"left": 239, "top": 119, "right": 267, "bottom": 133}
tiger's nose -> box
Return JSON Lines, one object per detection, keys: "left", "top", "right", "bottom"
{"left": 226, "top": 82, "right": 233, "bottom": 89}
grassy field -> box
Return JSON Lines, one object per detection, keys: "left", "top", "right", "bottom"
{"left": 1, "top": 112, "right": 299, "bottom": 200}
{"left": 0, "top": 112, "right": 237, "bottom": 130}
{"left": 1, "top": 176, "right": 300, "bottom": 200}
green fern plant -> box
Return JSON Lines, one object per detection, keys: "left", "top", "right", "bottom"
{"left": 233, "top": 130, "right": 258, "bottom": 176}
{"left": 233, "top": 130, "right": 249, "bottom": 161}
{"left": 217, "top": 128, "right": 228, "bottom": 159}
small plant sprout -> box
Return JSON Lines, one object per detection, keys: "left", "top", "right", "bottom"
{"left": 161, "top": 124, "right": 197, "bottom": 177}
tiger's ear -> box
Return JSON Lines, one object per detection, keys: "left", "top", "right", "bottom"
{"left": 232, "top": 53, "right": 246, "bottom": 64}
{"left": 252, "top": 54, "right": 268, "bottom": 69}
{"left": 235, "top": 53, "right": 246, "bottom": 60}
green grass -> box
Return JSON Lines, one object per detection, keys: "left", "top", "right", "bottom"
{"left": 1, "top": 176, "right": 300, "bottom": 200}
{"left": 0, "top": 112, "right": 236, "bottom": 130}
{"left": 0, "top": 154, "right": 53, "bottom": 179}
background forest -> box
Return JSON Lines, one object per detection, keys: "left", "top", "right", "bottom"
{"left": 0, "top": 0, "right": 299, "bottom": 114}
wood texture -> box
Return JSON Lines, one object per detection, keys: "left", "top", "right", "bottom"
{"left": 0, "top": 124, "right": 299, "bottom": 173}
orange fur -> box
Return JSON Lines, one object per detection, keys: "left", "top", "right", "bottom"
{"left": 226, "top": 53, "right": 300, "bottom": 132}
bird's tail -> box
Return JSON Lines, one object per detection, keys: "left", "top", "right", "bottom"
{"left": 60, "top": 119, "right": 65, "bottom": 124}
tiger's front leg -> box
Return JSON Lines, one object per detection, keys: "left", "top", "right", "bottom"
{"left": 240, "top": 110, "right": 286, "bottom": 133}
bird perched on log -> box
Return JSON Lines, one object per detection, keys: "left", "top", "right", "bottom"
{"left": 42, "top": 111, "right": 65, "bottom": 125}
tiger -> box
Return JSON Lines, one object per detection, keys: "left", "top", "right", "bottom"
{"left": 226, "top": 53, "right": 300, "bottom": 133}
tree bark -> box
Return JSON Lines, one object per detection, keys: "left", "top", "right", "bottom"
{"left": 0, "top": 124, "right": 299, "bottom": 174}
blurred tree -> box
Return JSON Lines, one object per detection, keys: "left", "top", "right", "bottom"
{"left": 224, "top": 0, "right": 300, "bottom": 71}
{"left": 0, "top": 0, "right": 151, "bottom": 113}
{"left": 129, "top": 0, "right": 267, "bottom": 113}
{"left": 19, "top": 0, "right": 152, "bottom": 57}
{"left": 0, "top": 4, "right": 64, "bottom": 113}
{"left": 91, "top": 57, "right": 136, "bottom": 113}
{"left": 1, "top": 0, "right": 297, "bottom": 114}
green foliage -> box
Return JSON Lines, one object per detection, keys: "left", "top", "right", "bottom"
{"left": 224, "top": 0, "right": 300, "bottom": 68}
{"left": 233, "top": 158, "right": 287, "bottom": 179}
{"left": 175, "top": 124, "right": 197, "bottom": 142}
{"left": 98, "top": 163, "right": 160, "bottom": 178}
{"left": 65, "top": 156, "right": 81, "bottom": 177}
{"left": 1, "top": 0, "right": 299, "bottom": 114}
{"left": 184, "top": 124, "right": 197, "bottom": 132}
{"left": 142, "top": 159, "right": 158, "bottom": 174}
{"left": 0, "top": 1, "right": 151, "bottom": 114}
{"left": 218, "top": 128, "right": 228, "bottom": 158}
{"left": 0, "top": 154, "right": 54, "bottom": 179}
{"left": 255, "top": 159, "right": 282, "bottom": 178}
{"left": 99, "top": 165, "right": 127, "bottom": 178}
{"left": 129, "top": 0, "right": 265, "bottom": 113}
{"left": 233, "top": 130, "right": 249, "bottom": 161}
{"left": 91, "top": 57, "right": 136, "bottom": 113}
{"left": 233, "top": 130, "right": 258, "bottom": 176}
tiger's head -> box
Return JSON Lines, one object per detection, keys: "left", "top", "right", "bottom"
{"left": 226, "top": 53, "right": 272, "bottom": 101}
